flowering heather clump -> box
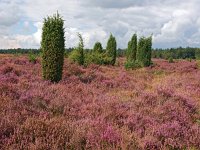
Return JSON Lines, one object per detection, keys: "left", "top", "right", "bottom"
{"left": 0, "top": 56, "right": 200, "bottom": 150}
{"left": 85, "top": 119, "right": 121, "bottom": 149}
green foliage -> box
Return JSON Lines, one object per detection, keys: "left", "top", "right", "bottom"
{"left": 85, "top": 52, "right": 112, "bottom": 66}
{"left": 0, "top": 49, "right": 39, "bottom": 54}
{"left": 152, "top": 47, "right": 196, "bottom": 60}
{"left": 196, "top": 60, "right": 200, "bottom": 69}
{"left": 145, "top": 36, "right": 152, "bottom": 66}
{"left": 64, "top": 51, "right": 69, "bottom": 58}
{"left": 136, "top": 37, "right": 146, "bottom": 67}
{"left": 69, "top": 33, "right": 85, "bottom": 65}
{"left": 64, "top": 51, "right": 70, "bottom": 58}
{"left": 136, "top": 36, "right": 152, "bottom": 67}
{"left": 106, "top": 34, "right": 117, "bottom": 65}
{"left": 38, "top": 51, "right": 43, "bottom": 57}
{"left": 41, "top": 12, "right": 65, "bottom": 83}
{"left": 168, "top": 57, "right": 174, "bottom": 63}
{"left": 125, "top": 34, "right": 152, "bottom": 70}
{"left": 124, "top": 60, "right": 141, "bottom": 70}
{"left": 77, "top": 33, "right": 84, "bottom": 65}
{"left": 93, "top": 42, "right": 103, "bottom": 53}
{"left": 195, "top": 49, "right": 200, "bottom": 60}
{"left": 117, "top": 48, "right": 126, "bottom": 57}
{"left": 28, "top": 53, "right": 37, "bottom": 64}
{"left": 74, "top": 36, "right": 117, "bottom": 66}
{"left": 84, "top": 41, "right": 112, "bottom": 66}
{"left": 13, "top": 53, "right": 21, "bottom": 57}
{"left": 69, "top": 50, "right": 80, "bottom": 63}
{"left": 64, "top": 48, "right": 74, "bottom": 58}
{"left": 126, "top": 34, "right": 137, "bottom": 62}
{"left": 186, "top": 58, "right": 192, "bottom": 62}
{"left": 153, "top": 70, "right": 165, "bottom": 76}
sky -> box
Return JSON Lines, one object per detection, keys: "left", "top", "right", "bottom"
{"left": 0, "top": 0, "right": 200, "bottom": 49}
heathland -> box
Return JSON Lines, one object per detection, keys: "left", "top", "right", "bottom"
{"left": 0, "top": 54, "right": 199, "bottom": 149}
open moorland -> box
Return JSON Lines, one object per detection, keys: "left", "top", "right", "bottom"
{"left": 0, "top": 54, "right": 200, "bottom": 149}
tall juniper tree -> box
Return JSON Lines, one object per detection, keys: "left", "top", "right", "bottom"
{"left": 126, "top": 34, "right": 137, "bottom": 62}
{"left": 106, "top": 34, "right": 117, "bottom": 65}
{"left": 136, "top": 36, "right": 152, "bottom": 67}
{"left": 41, "top": 12, "right": 65, "bottom": 82}
{"left": 136, "top": 36, "right": 146, "bottom": 67}
{"left": 77, "top": 33, "right": 84, "bottom": 65}
{"left": 145, "top": 36, "right": 152, "bottom": 66}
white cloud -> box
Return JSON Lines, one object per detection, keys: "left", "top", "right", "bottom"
{"left": 0, "top": 1, "right": 21, "bottom": 27}
{"left": 1, "top": 0, "right": 200, "bottom": 49}
{"left": 153, "top": 2, "right": 200, "bottom": 47}
{"left": 0, "top": 36, "right": 20, "bottom": 49}
{"left": 33, "top": 22, "right": 42, "bottom": 45}
{"left": 0, "top": 34, "right": 39, "bottom": 49}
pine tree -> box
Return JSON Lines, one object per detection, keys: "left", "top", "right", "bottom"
{"left": 106, "top": 34, "right": 117, "bottom": 65}
{"left": 41, "top": 12, "right": 65, "bottom": 82}
{"left": 126, "top": 34, "right": 137, "bottom": 62}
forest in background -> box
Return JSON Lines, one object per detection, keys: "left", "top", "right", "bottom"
{"left": 1, "top": 47, "right": 200, "bottom": 60}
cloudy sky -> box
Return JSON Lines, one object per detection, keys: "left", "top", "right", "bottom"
{"left": 0, "top": 0, "right": 200, "bottom": 49}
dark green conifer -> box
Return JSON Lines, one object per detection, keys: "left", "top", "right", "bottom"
{"left": 41, "top": 12, "right": 65, "bottom": 82}
{"left": 106, "top": 34, "right": 117, "bottom": 65}
{"left": 93, "top": 42, "right": 103, "bottom": 53}
{"left": 136, "top": 36, "right": 152, "bottom": 67}
{"left": 126, "top": 34, "right": 137, "bottom": 62}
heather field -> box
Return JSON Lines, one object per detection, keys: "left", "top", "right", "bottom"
{"left": 0, "top": 54, "right": 200, "bottom": 150}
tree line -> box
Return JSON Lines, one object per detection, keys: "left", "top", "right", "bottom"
{"left": 0, "top": 48, "right": 39, "bottom": 54}
{"left": 152, "top": 47, "right": 200, "bottom": 60}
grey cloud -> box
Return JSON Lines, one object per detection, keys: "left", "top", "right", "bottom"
{"left": 83, "top": 0, "right": 162, "bottom": 8}
{"left": 1, "top": 0, "right": 200, "bottom": 49}
{"left": 82, "top": 0, "right": 185, "bottom": 9}
{"left": 0, "top": 1, "right": 21, "bottom": 26}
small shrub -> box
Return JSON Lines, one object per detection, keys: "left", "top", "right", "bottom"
{"left": 28, "top": 53, "right": 37, "bottom": 64}
{"left": 195, "top": 49, "right": 200, "bottom": 60}
{"left": 168, "top": 57, "right": 174, "bottom": 63}
{"left": 93, "top": 42, "right": 103, "bottom": 53}
{"left": 69, "top": 33, "right": 84, "bottom": 65}
{"left": 64, "top": 50, "right": 71, "bottom": 58}
{"left": 13, "top": 53, "right": 20, "bottom": 57}
{"left": 196, "top": 60, "right": 200, "bottom": 68}
{"left": 69, "top": 50, "right": 81, "bottom": 64}
{"left": 85, "top": 52, "right": 112, "bottom": 66}
{"left": 124, "top": 61, "right": 141, "bottom": 70}
{"left": 186, "top": 58, "right": 192, "bottom": 62}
